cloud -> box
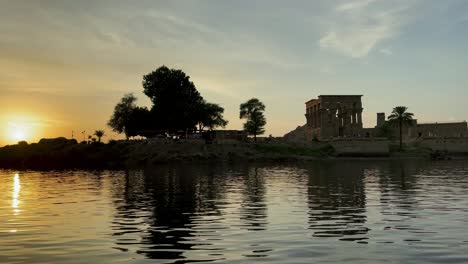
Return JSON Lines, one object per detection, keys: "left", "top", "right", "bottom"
{"left": 144, "top": 10, "right": 304, "bottom": 70}
{"left": 319, "top": 66, "right": 335, "bottom": 74}
{"left": 336, "top": 0, "right": 376, "bottom": 12}
{"left": 379, "top": 48, "right": 392, "bottom": 55}
{"left": 319, "top": 0, "right": 414, "bottom": 58}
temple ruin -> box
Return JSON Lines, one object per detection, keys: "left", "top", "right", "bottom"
{"left": 284, "top": 95, "right": 468, "bottom": 142}
{"left": 305, "top": 95, "right": 364, "bottom": 139}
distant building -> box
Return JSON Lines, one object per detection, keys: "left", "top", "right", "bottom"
{"left": 304, "top": 95, "right": 364, "bottom": 139}
{"left": 213, "top": 130, "right": 247, "bottom": 142}
{"left": 389, "top": 121, "right": 467, "bottom": 140}
{"left": 284, "top": 95, "right": 468, "bottom": 141}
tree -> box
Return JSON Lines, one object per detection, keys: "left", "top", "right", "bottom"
{"left": 142, "top": 66, "right": 204, "bottom": 132}
{"left": 240, "top": 98, "right": 266, "bottom": 142}
{"left": 196, "top": 101, "right": 228, "bottom": 131}
{"left": 126, "top": 107, "right": 153, "bottom": 138}
{"left": 376, "top": 122, "right": 394, "bottom": 139}
{"left": 388, "top": 106, "right": 414, "bottom": 151}
{"left": 94, "top": 130, "right": 105, "bottom": 143}
{"left": 108, "top": 93, "right": 138, "bottom": 139}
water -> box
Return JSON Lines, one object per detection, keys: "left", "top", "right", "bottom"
{"left": 1, "top": 160, "right": 468, "bottom": 263}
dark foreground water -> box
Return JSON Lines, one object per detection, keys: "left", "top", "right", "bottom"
{"left": 1, "top": 160, "right": 468, "bottom": 263}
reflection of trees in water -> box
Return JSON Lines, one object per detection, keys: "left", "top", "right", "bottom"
{"left": 139, "top": 166, "right": 198, "bottom": 260}
{"left": 239, "top": 167, "right": 268, "bottom": 231}
{"left": 305, "top": 161, "right": 368, "bottom": 241}
{"left": 110, "top": 164, "right": 229, "bottom": 262}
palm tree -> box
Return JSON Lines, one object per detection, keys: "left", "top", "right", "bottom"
{"left": 94, "top": 130, "right": 105, "bottom": 143}
{"left": 388, "top": 106, "right": 414, "bottom": 151}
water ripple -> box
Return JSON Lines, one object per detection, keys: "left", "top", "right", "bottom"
{"left": 1, "top": 160, "right": 468, "bottom": 263}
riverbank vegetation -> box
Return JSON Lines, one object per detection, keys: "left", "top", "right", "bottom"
{"left": 387, "top": 106, "right": 414, "bottom": 151}
{"left": 240, "top": 98, "right": 266, "bottom": 142}
{"left": 0, "top": 138, "right": 337, "bottom": 169}
{"left": 107, "top": 65, "right": 268, "bottom": 141}
{"left": 108, "top": 66, "right": 231, "bottom": 138}
{"left": 1, "top": 136, "right": 453, "bottom": 170}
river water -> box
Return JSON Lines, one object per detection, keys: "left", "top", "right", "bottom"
{"left": 1, "top": 160, "right": 468, "bottom": 263}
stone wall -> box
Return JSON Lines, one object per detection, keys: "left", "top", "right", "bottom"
{"left": 330, "top": 138, "right": 390, "bottom": 156}
{"left": 375, "top": 119, "right": 467, "bottom": 140}
{"left": 361, "top": 128, "right": 378, "bottom": 137}
{"left": 418, "top": 137, "right": 468, "bottom": 153}
{"left": 411, "top": 122, "right": 467, "bottom": 138}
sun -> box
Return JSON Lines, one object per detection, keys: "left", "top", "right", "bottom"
{"left": 1, "top": 114, "right": 43, "bottom": 145}
{"left": 7, "top": 121, "right": 31, "bottom": 143}
{"left": 12, "top": 129, "right": 26, "bottom": 141}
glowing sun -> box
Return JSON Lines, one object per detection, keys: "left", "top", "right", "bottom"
{"left": 7, "top": 121, "right": 31, "bottom": 142}
{"left": 12, "top": 129, "right": 26, "bottom": 141}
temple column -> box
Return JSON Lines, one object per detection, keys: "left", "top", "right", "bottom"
{"left": 317, "top": 104, "right": 321, "bottom": 128}
{"left": 311, "top": 108, "right": 314, "bottom": 127}
{"left": 309, "top": 108, "right": 312, "bottom": 126}
{"left": 318, "top": 109, "right": 322, "bottom": 128}
{"left": 311, "top": 107, "right": 314, "bottom": 128}
{"left": 307, "top": 107, "right": 312, "bottom": 126}
{"left": 357, "top": 110, "right": 363, "bottom": 126}
{"left": 314, "top": 106, "right": 318, "bottom": 128}
{"left": 345, "top": 112, "right": 352, "bottom": 126}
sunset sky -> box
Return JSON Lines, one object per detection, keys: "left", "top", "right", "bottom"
{"left": 1, "top": 0, "right": 468, "bottom": 146}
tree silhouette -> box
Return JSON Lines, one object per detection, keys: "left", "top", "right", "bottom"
{"left": 388, "top": 106, "right": 414, "bottom": 151}
{"left": 108, "top": 93, "right": 138, "bottom": 139}
{"left": 240, "top": 98, "right": 266, "bottom": 142}
{"left": 196, "top": 101, "right": 228, "bottom": 131}
{"left": 143, "top": 66, "right": 204, "bottom": 132}
{"left": 108, "top": 67, "right": 229, "bottom": 138}
{"left": 126, "top": 107, "right": 152, "bottom": 137}
{"left": 94, "top": 130, "right": 105, "bottom": 143}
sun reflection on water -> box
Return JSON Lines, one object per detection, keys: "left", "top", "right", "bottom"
{"left": 12, "top": 173, "right": 21, "bottom": 214}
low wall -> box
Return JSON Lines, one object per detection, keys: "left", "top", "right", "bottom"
{"left": 419, "top": 137, "right": 468, "bottom": 154}
{"left": 330, "top": 138, "right": 390, "bottom": 157}
{"left": 146, "top": 138, "right": 247, "bottom": 145}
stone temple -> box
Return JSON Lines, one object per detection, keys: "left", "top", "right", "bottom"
{"left": 284, "top": 95, "right": 468, "bottom": 142}
{"left": 305, "top": 95, "right": 364, "bottom": 138}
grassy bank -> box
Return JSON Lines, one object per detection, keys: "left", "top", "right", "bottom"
{"left": 2, "top": 138, "right": 452, "bottom": 170}
{"left": 0, "top": 138, "right": 336, "bottom": 169}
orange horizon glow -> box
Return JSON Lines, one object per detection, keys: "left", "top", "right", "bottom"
{"left": 2, "top": 114, "right": 43, "bottom": 145}
{"left": 0, "top": 113, "right": 122, "bottom": 147}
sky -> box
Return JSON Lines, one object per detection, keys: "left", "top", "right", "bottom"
{"left": 1, "top": 0, "right": 468, "bottom": 145}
